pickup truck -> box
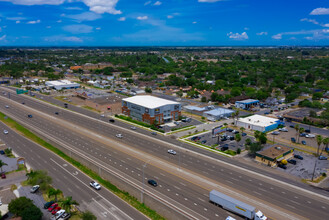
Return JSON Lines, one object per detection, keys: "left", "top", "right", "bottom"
{"left": 90, "top": 181, "right": 101, "bottom": 190}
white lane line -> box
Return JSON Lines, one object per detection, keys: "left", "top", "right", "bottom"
{"left": 179, "top": 182, "right": 186, "bottom": 186}
{"left": 198, "top": 198, "right": 205, "bottom": 202}
{"left": 253, "top": 191, "right": 262, "bottom": 196}
{"left": 290, "top": 200, "right": 300, "bottom": 205}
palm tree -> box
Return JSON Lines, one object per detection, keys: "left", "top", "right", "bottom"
{"left": 294, "top": 124, "right": 299, "bottom": 141}
{"left": 26, "top": 170, "right": 37, "bottom": 181}
{"left": 48, "top": 187, "right": 62, "bottom": 202}
{"left": 321, "top": 137, "right": 329, "bottom": 155}
{"left": 59, "top": 196, "right": 79, "bottom": 213}
{"left": 254, "top": 130, "right": 261, "bottom": 142}
{"left": 316, "top": 135, "right": 323, "bottom": 156}
{"left": 240, "top": 127, "right": 245, "bottom": 134}
{"left": 0, "top": 160, "right": 8, "bottom": 173}
{"left": 298, "top": 127, "right": 304, "bottom": 143}
{"left": 235, "top": 133, "right": 241, "bottom": 148}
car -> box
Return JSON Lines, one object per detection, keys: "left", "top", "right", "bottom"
{"left": 5, "top": 105, "right": 9, "bottom": 108}
{"left": 289, "top": 125, "right": 295, "bottom": 128}
{"left": 294, "top": 155, "right": 303, "bottom": 160}
{"left": 1, "top": 172, "right": 6, "bottom": 179}
{"left": 52, "top": 207, "right": 62, "bottom": 215}
{"left": 228, "top": 136, "right": 235, "bottom": 140}
{"left": 201, "top": 140, "right": 207, "bottom": 144}
{"left": 55, "top": 112, "right": 59, "bottom": 115}
{"left": 278, "top": 164, "right": 287, "bottom": 169}
{"left": 3, "top": 130, "right": 8, "bottom": 134}
{"left": 221, "top": 137, "right": 227, "bottom": 142}
{"left": 287, "top": 159, "right": 297, "bottom": 165}
{"left": 242, "top": 133, "right": 247, "bottom": 136}
{"left": 226, "top": 128, "right": 233, "bottom": 132}
{"left": 168, "top": 149, "right": 176, "bottom": 155}
{"left": 174, "top": 121, "right": 180, "bottom": 125}
{"left": 44, "top": 201, "right": 55, "bottom": 209}
{"left": 90, "top": 181, "right": 101, "bottom": 190}
{"left": 191, "top": 136, "right": 197, "bottom": 141}
{"left": 151, "top": 132, "right": 157, "bottom": 135}
{"left": 318, "top": 156, "right": 328, "bottom": 160}
{"left": 271, "top": 131, "right": 280, "bottom": 135}
{"left": 0, "top": 150, "right": 5, "bottom": 155}
{"left": 279, "top": 128, "right": 288, "bottom": 132}
{"left": 100, "top": 114, "right": 105, "bottom": 117}
{"left": 232, "top": 130, "right": 239, "bottom": 134}
{"left": 116, "top": 134, "right": 123, "bottom": 138}
{"left": 264, "top": 112, "right": 270, "bottom": 115}
{"left": 22, "top": 102, "right": 25, "bottom": 104}
{"left": 131, "top": 126, "right": 136, "bottom": 130}
{"left": 148, "top": 179, "right": 157, "bottom": 187}
{"left": 291, "top": 137, "right": 296, "bottom": 143}
{"left": 48, "top": 203, "right": 58, "bottom": 212}
{"left": 221, "top": 145, "right": 229, "bottom": 151}
{"left": 109, "top": 119, "right": 115, "bottom": 123}
{"left": 305, "top": 129, "right": 311, "bottom": 133}
{"left": 30, "top": 185, "right": 40, "bottom": 193}
{"left": 299, "top": 133, "right": 307, "bottom": 137}
{"left": 306, "top": 134, "right": 315, "bottom": 138}
{"left": 302, "top": 140, "right": 306, "bottom": 145}
{"left": 52, "top": 209, "right": 66, "bottom": 220}
{"left": 58, "top": 213, "right": 71, "bottom": 220}
{"left": 28, "top": 114, "right": 33, "bottom": 118}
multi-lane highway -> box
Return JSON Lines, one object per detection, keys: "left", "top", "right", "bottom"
{"left": 1, "top": 86, "right": 329, "bottom": 220}
{"left": 0, "top": 121, "right": 148, "bottom": 220}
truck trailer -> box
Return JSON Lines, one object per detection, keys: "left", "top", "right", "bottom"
{"left": 209, "top": 190, "right": 267, "bottom": 220}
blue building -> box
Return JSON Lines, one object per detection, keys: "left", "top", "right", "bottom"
{"left": 235, "top": 99, "right": 259, "bottom": 110}
{"left": 203, "top": 108, "right": 235, "bottom": 121}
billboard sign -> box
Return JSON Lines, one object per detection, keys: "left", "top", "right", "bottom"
{"left": 212, "top": 126, "right": 226, "bottom": 136}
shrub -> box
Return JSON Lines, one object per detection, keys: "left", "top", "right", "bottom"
{"left": 322, "top": 173, "right": 327, "bottom": 177}
{"left": 237, "top": 148, "right": 241, "bottom": 154}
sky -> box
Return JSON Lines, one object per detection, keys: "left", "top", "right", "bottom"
{"left": 0, "top": 0, "right": 329, "bottom": 46}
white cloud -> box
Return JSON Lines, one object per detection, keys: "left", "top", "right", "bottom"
{"left": 63, "top": 24, "right": 93, "bottom": 34}
{"left": 167, "top": 15, "right": 173, "bottom": 19}
{"left": 310, "top": 8, "right": 329, "bottom": 15}
{"left": 272, "top": 33, "right": 282, "bottom": 39}
{"left": 66, "top": 12, "right": 101, "bottom": 22}
{"left": 96, "top": 27, "right": 101, "bottom": 30}
{"left": 0, "top": 0, "right": 64, "bottom": 5}
{"left": 65, "top": 7, "right": 83, "bottom": 10}
{"left": 46, "top": 26, "right": 51, "bottom": 28}
{"left": 27, "top": 19, "right": 40, "bottom": 24}
{"left": 44, "top": 35, "right": 83, "bottom": 43}
{"left": 0, "top": 35, "right": 6, "bottom": 41}
{"left": 300, "top": 18, "right": 319, "bottom": 25}
{"left": 227, "top": 32, "right": 248, "bottom": 40}
{"left": 57, "top": 20, "right": 62, "bottom": 23}
{"left": 192, "top": 21, "right": 197, "bottom": 24}
{"left": 6, "top": 16, "right": 26, "bottom": 20}
{"left": 137, "top": 16, "right": 148, "bottom": 20}
{"left": 118, "top": 17, "right": 126, "bottom": 21}
{"left": 244, "top": 27, "right": 249, "bottom": 31}
{"left": 198, "top": 0, "right": 223, "bottom": 2}
{"left": 81, "top": 0, "right": 121, "bottom": 14}
{"left": 0, "top": 27, "right": 1, "bottom": 32}
{"left": 153, "top": 1, "right": 161, "bottom": 6}
{"left": 144, "top": 1, "right": 151, "bottom": 6}
{"left": 63, "top": 36, "right": 83, "bottom": 42}
{"left": 256, "top": 32, "right": 268, "bottom": 36}
{"left": 15, "top": 20, "right": 20, "bottom": 24}
{"left": 323, "top": 23, "right": 329, "bottom": 27}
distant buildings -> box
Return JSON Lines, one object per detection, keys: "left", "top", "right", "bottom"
{"left": 236, "top": 115, "right": 281, "bottom": 132}
{"left": 235, "top": 99, "right": 259, "bottom": 110}
{"left": 122, "top": 95, "right": 181, "bottom": 124}
{"left": 203, "top": 108, "right": 234, "bottom": 121}
{"left": 45, "top": 80, "right": 80, "bottom": 90}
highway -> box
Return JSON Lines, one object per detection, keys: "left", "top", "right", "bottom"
{"left": 1, "top": 87, "right": 329, "bottom": 219}
{"left": 0, "top": 121, "right": 148, "bottom": 220}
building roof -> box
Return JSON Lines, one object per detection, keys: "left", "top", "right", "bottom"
{"left": 256, "top": 145, "right": 293, "bottom": 160}
{"left": 204, "top": 108, "right": 234, "bottom": 116}
{"left": 122, "top": 95, "right": 179, "bottom": 109}
{"left": 46, "top": 80, "right": 79, "bottom": 86}
{"left": 184, "top": 105, "right": 206, "bottom": 111}
{"left": 238, "top": 115, "right": 280, "bottom": 127}
{"left": 236, "top": 99, "right": 259, "bottom": 104}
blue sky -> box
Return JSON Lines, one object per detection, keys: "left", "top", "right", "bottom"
{"left": 0, "top": 0, "right": 329, "bottom": 46}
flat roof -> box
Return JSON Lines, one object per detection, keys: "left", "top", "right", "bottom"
{"left": 122, "top": 95, "right": 179, "bottom": 109}
{"left": 236, "top": 99, "right": 259, "bottom": 104}
{"left": 257, "top": 145, "right": 293, "bottom": 159}
{"left": 238, "top": 114, "right": 280, "bottom": 127}
{"left": 184, "top": 105, "right": 206, "bottom": 111}
{"left": 204, "top": 108, "right": 234, "bottom": 116}
{"left": 46, "top": 80, "right": 79, "bottom": 86}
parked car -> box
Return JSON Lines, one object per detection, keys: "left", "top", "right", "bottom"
{"left": 232, "top": 130, "right": 239, "bottom": 134}
{"left": 301, "top": 140, "right": 306, "bottom": 145}
{"left": 109, "top": 119, "right": 115, "bottom": 123}
{"left": 305, "top": 129, "right": 311, "bottom": 133}
{"left": 318, "top": 156, "right": 328, "bottom": 160}
{"left": 131, "top": 126, "right": 136, "bottom": 130}
{"left": 52, "top": 207, "right": 62, "bottom": 215}
{"left": 300, "top": 133, "right": 307, "bottom": 137}
{"left": 148, "top": 179, "right": 157, "bottom": 187}
{"left": 201, "top": 140, "right": 207, "bottom": 144}
{"left": 271, "top": 131, "right": 280, "bottom": 135}
{"left": 168, "top": 149, "right": 176, "bottom": 155}
{"left": 221, "top": 145, "right": 229, "bottom": 151}
{"left": 48, "top": 203, "right": 58, "bottom": 212}
{"left": 242, "top": 133, "right": 247, "bottom": 136}
{"left": 44, "top": 201, "right": 55, "bottom": 209}
{"left": 5, "top": 105, "right": 9, "bottom": 108}
{"left": 28, "top": 114, "right": 33, "bottom": 118}
{"left": 1, "top": 172, "right": 6, "bottom": 179}
{"left": 52, "top": 209, "right": 65, "bottom": 220}
{"left": 3, "top": 130, "right": 8, "bottom": 134}
{"left": 116, "top": 134, "right": 123, "bottom": 138}
{"left": 90, "top": 181, "right": 101, "bottom": 190}
{"left": 226, "top": 128, "right": 233, "bottom": 132}
{"left": 0, "top": 150, "right": 5, "bottom": 155}
{"left": 264, "top": 112, "right": 270, "bottom": 115}
{"left": 294, "top": 155, "right": 304, "bottom": 160}
{"left": 174, "top": 121, "right": 180, "bottom": 125}
{"left": 22, "top": 102, "right": 25, "bottom": 105}
{"left": 289, "top": 125, "right": 295, "bottom": 128}
{"left": 278, "top": 164, "right": 287, "bottom": 169}
{"left": 30, "top": 185, "right": 40, "bottom": 193}
{"left": 306, "top": 134, "right": 315, "bottom": 138}
{"left": 291, "top": 137, "right": 296, "bottom": 143}
{"left": 55, "top": 112, "right": 59, "bottom": 115}
{"left": 221, "top": 137, "right": 227, "bottom": 142}
{"left": 229, "top": 136, "right": 235, "bottom": 140}
{"left": 279, "top": 128, "right": 288, "bottom": 132}
{"left": 191, "top": 136, "right": 198, "bottom": 141}
{"left": 287, "top": 159, "right": 297, "bottom": 165}
{"left": 58, "top": 213, "right": 71, "bottom": 220}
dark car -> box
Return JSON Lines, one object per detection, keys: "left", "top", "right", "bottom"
{"left": 0, "top": 150, "right": 5, "bottom": 155}
{"left": 221, "top": 145, "right": 229, "bottom": 151}
{"left": 301, "top": 140, "right": 306, "bottom": 145}
{"left": 1, "top": 172, "right": 6, "bottom": 179}
{"left": 294, "top": 155, "right": 303, "bottom": 160}
{"left": 287, "top": 159, "right": 297, "bottom": 165}
{"left": 278, "top": 164, "right": 287, "bottom": 169}
{"left": 201, "top": 140, "right": 207, "bottom": 144}
{"left": 289, "top": 125, "right": 295, "bottom": 128}
{"left": 221, "top": 137, "right": 227, "bottom": 142}
{"left": 318, "top": 156, "right": 328, "bottom": 160}
{"left": 299, "top": 133, "right": 307, "bottom": 137}
{"left": 55, "top": 112, "right": 59, "bottom": 115}
{"left": 226, "top": 128, "right": 233, "bottom": 132}
{"left": 22, "top": 102, "right": 25, "bottom": 105}
{"left": 242, "top": 133, "right": 247, "bottom": 137}
{"left": 148, "top": 179, "right": 157, "bottom": 187}
{"left": 229, "top": 136, "right": 235, "bottom": 140}
{"left": 305, "top": 129, "right": 311, "bottom": 133}
{"left": 291, "top": 137, "right": 296, "bottom": 143}
{"left": 44, "top": 201, "right": 55, "bottom": 209}
{"left": 28, "top": 114, "right": 33, "bottom": 118}
{"left": 151, "top": 132, "right": 157, "bottom": 135}
{"left": 191, "top": 136, "right": 198, "bottom": 141}
{"left": 109, "top": 119, "right": 115, "bottom": 123}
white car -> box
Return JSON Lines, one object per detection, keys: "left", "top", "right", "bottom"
{"left": 90, "top": 181, "right": 101, "bottom": 190}
{"left": 168, "top": 149, "right": 176, "bottom": 155}
{"left": 131, "top": 126, "right": 136, "bottom": 130}
{"left": 5, "top": 105, "right": 9, "bottom": 108}
{"left": 306, "top": 134, "right": 315, "bottom": 138}
{"left": 116, "top": 134, "right": 123, "bottom": 138}
{"left": 100, "top": 114, "right": 105, "bottom": 117}
{"left": 52, "top": 209, "right": 66, "bottom": 220}
{"left": 279, "top": 128, "right": 288, "bottom": 132}
{"left": 3, "top": 130, "right": 8, "bottom": 134}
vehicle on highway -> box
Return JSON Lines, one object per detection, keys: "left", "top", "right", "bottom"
{"left": 151, "top": 132, "right": 157, "bottom": 135}
{"left": 22, "top": 102, "right": 25, "bottom": 105}
{"left": 3, "top": 130, "right": 8, "bottom": 134}
{"left": 58, "top": 213, "right": 71, "bottom": 220}
{"left": 131, "top": 126, "right": 136, "bottom": 130}
{"left": 52, "top": 207, "right": 62, "bottom": 215}
{"left": 294, "top": 155, "right": 303, "bottom": 160}
{"left": 90, "top": 181, "right": 101, "bottom": 190}
{"left": 301, "top": 140, "right": 306, "bottom": 145}
{"left": 55, "top": 112, "right": 59, "bottom": 115}
{"left": 148, "top": 179, "right": 157, "bottom": 187}
{"left": 28, "top": 114, "right": 33, "bottom": 118}
{"left": 116, "top": 134, "right": 123, "bottom": 138}
{"left": 291, "top": 137, "right": 296, "bottom": 143}
{"left": 44, "top": 201, "right": 55, "bottom": 209}
{"left": 30, "top": 185, "right": 40, "bottom": 193}
{"left": 306, "top": 134, "right": 315, "bottom": 138}
{"left": 278, "top": 163, "right": 287, "bottom": 169}
{"left": 48, "top": 203, "right": 58, "bottom": 212}
{"left": 271, "top": 131, "right": 280, "bottom": 135}
{"left": 1, "top": 172, "right": 6, "bottom": 179}
{"left": 168, "top": 149, "right": 176, "bottom": 155}
{"left": 109, "top": 119, "right": 115, "bottom": 123}
{"left": 51, "top": 209, "right": 66, "bottom": 220}
{"left": 287, "top": 159, "right": 297, "bottom": 165}
{"left": 278, "top": 128, "right": 288, "bottom": 132}
{"left": 318, "top": 155, "right": 328, "bottom": 160}
{"left": 5, "top": 105, "right": 9, "bottom": 108}
{"left": 209, "top": 190, "right": 267, "bottom": 220}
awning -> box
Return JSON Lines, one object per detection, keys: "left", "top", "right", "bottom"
{"left": 163, "top": 116, "right": 172, "bottom": 119}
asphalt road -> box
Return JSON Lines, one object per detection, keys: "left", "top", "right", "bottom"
{"left": 1, "top": 87, "right": 329, "bottom": 219}
{"left": 0, "top": 121, "right": 148, "bottom": 220}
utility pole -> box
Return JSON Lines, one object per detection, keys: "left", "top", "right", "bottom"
{"left": 141, "top": 162, "right": 148, "bottom": 203}
{"left": 311, "top": 159, "right": 317, "bottom": 181}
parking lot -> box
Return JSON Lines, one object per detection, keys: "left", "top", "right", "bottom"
{"left": 161, "top": 117, "right": 202, "bottom": 133}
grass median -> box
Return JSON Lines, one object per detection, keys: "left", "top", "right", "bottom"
{"left": 0, "top": 111, "right": 164, "bottom": 220}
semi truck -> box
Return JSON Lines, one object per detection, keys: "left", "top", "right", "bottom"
{"left": 209, "top": 190, "right": 267, "bottom": 220}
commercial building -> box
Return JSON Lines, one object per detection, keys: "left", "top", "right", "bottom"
{"left": 203, "top": 108, "right": 234, "bottom": 121}
{"left": 236, "top": 115, "right": 282, "bottom": 132}
{"left": 235, "top": 99, "right": 259, "bottom": 110}
{"left": 45, "top": 80, "right": 80, "bottom": 90}
{"left": 122, "top": 95, "right": 181, "bottom": 124}
{"left": 255, "top": 145, "right": 294, "bottom": 167}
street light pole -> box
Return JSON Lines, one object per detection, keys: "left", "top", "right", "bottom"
{"left": 141, "top": 162, "right": 148, "bottom": 203}
{"left": 311, "top": 158, "right": 317, "bottom": 181}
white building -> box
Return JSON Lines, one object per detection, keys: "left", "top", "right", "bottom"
{"left": 236, "top": 115, "right": 282, "bottom": 132}
{"left": 45, "top": 80, "right": 80, "bottom": 90}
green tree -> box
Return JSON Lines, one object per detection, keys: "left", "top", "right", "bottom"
{"left": 321, "top": 137, "right": 329, "bottom": 155}
{"left": 294, "top": 124, "right": 300, "bottom": 141}
{"left": 21, "top": 204, "right": 42, "bottom": 220}
{"left": 59, "top": 196, "right": 79, "bottom": 213}
{"left": 254, "top": 130, "right": 261, "bottom": 141}
{"left": 9, "top": 197, "right": 34, "bottom": 217}
{"left": 247, "top": 142, "right": 263, "bottom": 156}
{"left": 81, "top": 211, "right": 97, "bottom": 220}
{"left": 312, "top": 92, "right": 323, "bottom": 100}
{"left": 48, "top": 187, "right": 62, "bottom": 202}
{"left": 26, "top": 170, "right": 52, "bottom": 191}
{"left": 259, "top": 133, "right": 267, "bottom": 144}
{"left": 145, "top": 87, "right": 152, "bottom": 93}
{"left": 316, "top": 135, "right": 323, "bottom": 156}
{"left": 240, "top": 127, "right": 245, "bottom": 134}
{"left": 235, "top": 133, "right": 241, "bottom": 148}
{"left": 201, "top": 96, "right": 207, "bottom": 102}
{"left": 0, "top": 160, "right": 8, "bottom": 173}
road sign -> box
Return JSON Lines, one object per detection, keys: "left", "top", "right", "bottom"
{"left": 212, "top": 126, "right": 226, "bottom": 136}
{"left": 16, "top": 89, "right": 28, "bottom": 94}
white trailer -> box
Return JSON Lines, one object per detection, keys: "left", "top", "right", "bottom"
{"left": 209, "top": 190, "right": 267, "bottom": 220}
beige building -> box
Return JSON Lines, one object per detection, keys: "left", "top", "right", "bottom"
{"left": 255, "top": 145, "right": 294, "bottom": 167}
